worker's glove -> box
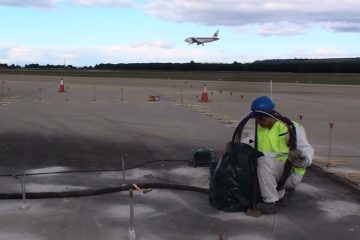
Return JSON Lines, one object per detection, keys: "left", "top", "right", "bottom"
{"left": 288, "top": 149, "right": 307, "bottom": 168}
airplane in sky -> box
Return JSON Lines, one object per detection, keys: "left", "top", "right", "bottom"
{"left": 184, "top": 30, "right": 220, "bottom": 46}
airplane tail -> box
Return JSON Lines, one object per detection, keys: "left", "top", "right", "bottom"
{"left": 213, "top": 30, "right": 219, "bottom": 38}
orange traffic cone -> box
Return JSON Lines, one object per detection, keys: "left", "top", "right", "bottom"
{"left": 58, "top": 79, "right": 65, "bottom": 92}
{"left": 200, "top": 83, "right": 209, "bottom": 102}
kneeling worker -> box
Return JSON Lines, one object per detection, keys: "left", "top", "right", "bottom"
{"left": 250, "top": 96, "right": 314, "bottom": 214}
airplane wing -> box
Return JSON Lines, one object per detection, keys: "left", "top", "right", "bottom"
{"left": 193, "top": 38, "right": 204, "bottom": 45}
{"left": 186, "top": 37, "right": 203, "bottom": 44}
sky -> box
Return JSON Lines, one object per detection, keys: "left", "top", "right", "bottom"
{"left": 1, "top": 0, "right": 360, "bottom": 66}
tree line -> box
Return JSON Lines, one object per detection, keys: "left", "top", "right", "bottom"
{"left": 1, "top": 58, "right": 360, "bottom": 73}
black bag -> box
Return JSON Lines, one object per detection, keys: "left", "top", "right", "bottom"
{"left": 209, "top": 142, "right": 260, "bottom": 212}
{"left": 209, "top": 110, "right": 297, "bottom": 212}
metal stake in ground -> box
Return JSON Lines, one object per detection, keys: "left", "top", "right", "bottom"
{"left": 128, "top": 188, "right": 136, "bottom": 240}
{"left": 190, "top": 84, "right": 193, "bottom": 106}
{"left": 13, "top": 173, "right": 28, "bottom": 210}
{"left": 65, "top": 87, "right": 69, "bottom": 101}
{"left": 180, "top": 89, "right": 183, "bottom": 104}
{"left": 122, "top": 155, "right": 126, "bottom": 186}
{"left": 1, "top": 81, "right": 4, "bottom": 97}
{"left": 173, "top": 84, "right": 176, "bottom": 102}
{"left": 327, "top": 123, "right": 335, "bottom": 163}
{"left": 93, "top": 87, "right": 96, "bottom": 101}
{"left": 38, "top": 88, "right": 42, "bottom": 101}
{"left": 21, "top": 172, "right": 27, "bottom": 210}
{"left": 128, "top": 184, "right": 152, "bottom": 240}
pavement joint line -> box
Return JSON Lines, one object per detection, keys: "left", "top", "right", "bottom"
{"left": 209, "top": 113, "right": 222, "bottom": 117}
{"left": 189, "top": 106, "right": 204, "bottom": 110}
{"left": 218, "top": 119, "right": 238, "bottom": 124}
{"left": 313, "top": 159, "right": 350, "bottom": 167}
{"left": 224, "top": 124, "right": 237, "bottom": 129}
{"left": 175, "top": 99, "right": 240, "bottom": 129}
{"left": 183, "top": 103, "right": 193, "bottom": 107}
{"left": 220, "top": 113, "right": 233, "bottom": 119}
{"left": 191, "top": 104, "right": 202, "bottom": 108}
{"left": 196, "top": 109, "right": 210, "bottom": 113}
{"left": 217, "top": 115, "right": 227, "bottom": 122}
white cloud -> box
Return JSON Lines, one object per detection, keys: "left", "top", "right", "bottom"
{"left": 143, "top": 0, "right": 360, "bottom": 35}
{"left": 1, "top": 44, "right": 77, "bottom": 66}
{"left": 129, "top": 40, "right": 173, "bottom": 49}
{"left": 0, "top": 0, "right": 59, "bottom": 8}
{"left": 1, "top": 43, "right": 223, "bottom": 66}
{"left": 69, "top": 0, "right": 134, "bottom": 7}
{"left": 289, "top": 47, "right": 349, "bottom": 59}
{"left": 3, "top": 1, "right": 360, "bottom": 35}
{"left": 258, "top": 22, "right": 307, "bottom": 36}
{"left": 92, "top": 42, "right": 222, "bottom": 63}
{"left": 263, "top": 2, "right": 294, "bottom": 10}
{"left": 0, "top": 0, "right": 135, "bottom": 8}
{"left": 2, "top": 42, "right": 357, "bottom": 66}
{"left": 314, "top": 48, "right": 343, "bottom": 58}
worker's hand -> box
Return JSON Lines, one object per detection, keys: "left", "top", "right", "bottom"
{"left": 288, "top": 149, "right": 307, "bottom": 168}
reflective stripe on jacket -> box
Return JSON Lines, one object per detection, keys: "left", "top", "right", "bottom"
{"left": 257, "top": 121, "right": 306, "bottom": 175}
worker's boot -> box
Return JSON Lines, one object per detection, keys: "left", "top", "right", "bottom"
{"left": 256, "top": 202, "right": 277, "bottom": 214}
{"left": 277, "top": 188, "right": 295, "bottom": 207}
{"left": 276, "top": 194, "right": 288, "bottom": 207}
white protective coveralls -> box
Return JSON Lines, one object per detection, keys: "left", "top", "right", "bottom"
{"left": 243, "top": 122, "right": 314, "bottom": 203}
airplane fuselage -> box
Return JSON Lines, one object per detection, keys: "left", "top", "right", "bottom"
{"left": 185, "top": 30, "right": 220, "bottom": 46}
{"left": 185, "top": 37, "right": 219, "bottom": 45}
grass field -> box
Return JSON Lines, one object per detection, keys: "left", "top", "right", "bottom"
{"left": 1, "top": 69, "right": 360, "bottom": 85}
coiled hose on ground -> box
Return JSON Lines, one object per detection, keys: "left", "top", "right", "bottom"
{"left": 0, "top": 183, "right": 209, "bottom": 199}
{"left": 0, "top": 159, "right": 209, "bottom": 199}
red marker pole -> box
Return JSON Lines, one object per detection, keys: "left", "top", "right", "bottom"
{"left": 299, "top": 115, "right": 303, "bottom": 122}
{"left": 328, "top": 123, "right": 335, "bottom": 162}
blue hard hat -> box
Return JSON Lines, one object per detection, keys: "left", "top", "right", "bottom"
{"left": 251, "top": 96, "right": 275, "bottom": 112}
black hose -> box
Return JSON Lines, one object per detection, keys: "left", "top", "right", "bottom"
{"left": 0, "top": 159, "right": 209, "bottom": 199}
{"left": 0, "top": 182, "right": 209, "bottom": 199}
